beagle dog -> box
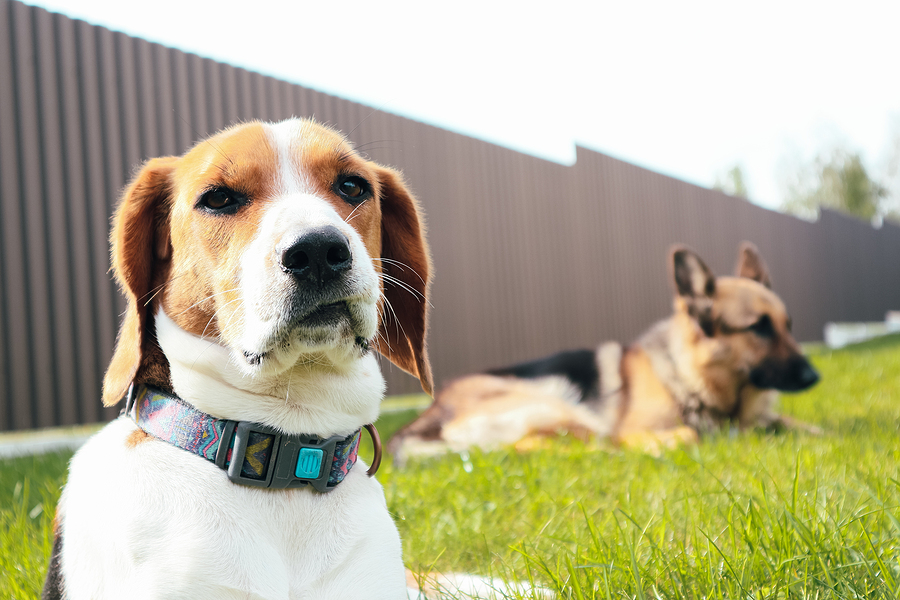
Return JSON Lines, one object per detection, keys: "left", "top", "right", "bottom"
{"left": 43, "top": 119, "right": 432, "bottom": 599}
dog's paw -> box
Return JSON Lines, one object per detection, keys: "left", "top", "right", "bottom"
{"left": 764, "top": 415, "right": 824, "bottom": 436}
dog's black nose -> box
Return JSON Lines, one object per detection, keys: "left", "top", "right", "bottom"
{"left": 281, "top": 226, "right": 352, "bottom": 284}
{"left": 749, "top": 354, "right": 821, "bottom": 392}
{"left": 796, "top": 363, "right": 820, "bottom": 389}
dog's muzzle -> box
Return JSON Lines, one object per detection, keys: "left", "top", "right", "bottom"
{"left": 749, "top": 355, "right": 820, "bottom": 392}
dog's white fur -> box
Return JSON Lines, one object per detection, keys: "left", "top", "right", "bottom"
{"left": 53, "top": 119, "right": 421, "bottom": 599}
{"left": 60, "top": 416, "right": 403, "bottom": 599}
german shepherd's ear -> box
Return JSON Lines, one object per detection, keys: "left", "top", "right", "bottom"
{"left": 734, "top": 241, "right": 772, "bottom": 288}
{"left": 670, "top": 245, "right": 716, "bottom": 336}
{"left": 670, "top": 245, "right": 716, "bottom": 299}
{"left": 102, "top": 157, "right": 177, "bottom": 406}
{"left": 375, "top": 166, "right": 433, "bottom": 396}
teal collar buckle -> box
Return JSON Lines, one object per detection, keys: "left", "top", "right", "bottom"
{"left": 221, "top": 420, "right": 352, "bottom": 491}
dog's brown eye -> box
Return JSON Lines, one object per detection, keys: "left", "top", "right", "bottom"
{"left": 206, "top": 190, "right": 230, "bottom": 208}
{"left": 334, "top": 175, "right": 371, "bottom": 204}
{"left": 197, "top": 187, "right": 246, "bottom": 214}
{"left": 340, "top": 180, "right": 362, "bottom": 197}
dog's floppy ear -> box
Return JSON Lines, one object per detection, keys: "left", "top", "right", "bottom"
{"left": 102, "top": 157, "right": 177, "bottom": 406}
{"left": 670, "top": 245, "right": 716, "bottom": 336}
{"left": 734, "top": 241, "right": 772, "bottom": 288}
{"left": 375, "top": 166, "right": 433, "bottom": 395}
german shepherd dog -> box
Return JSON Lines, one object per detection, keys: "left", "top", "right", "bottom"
{"left": 389, "top": 242, "right": 820, "bottom": 461}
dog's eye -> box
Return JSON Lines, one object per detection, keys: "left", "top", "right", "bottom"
{"left": 749, "top": 314, "right": 774, "bottom": 338}
{"left": 334, "top": 175, "right": 371, "bottom": 204}
{"left": 197, "top": 187, "right": 246, "bottom": 214}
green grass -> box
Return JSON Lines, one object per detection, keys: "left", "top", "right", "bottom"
{"left": 0, "top": 453, "right": 69, "bottom": 598}
{"left": 3, "top": 335, "right": 900, "bottom": 598}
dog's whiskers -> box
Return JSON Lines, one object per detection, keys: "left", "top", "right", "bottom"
{"left": 372, "top": 258, "right": 427, "bottom": 286}
{"left": 372, "top": 330, "right": 394, "bottom": 355}
{"left": 350, "top": 143, "right": 398, "bottom": 156}
{"left": 142, "top": 284, "right": 168, "bottom": 308}
{"left": 372, "top": 292, "right": 396, "bottom": 354}
{"left": 343, "top": 199, "right": 368, "bottom": 225}
{"left": 172, "top": 287, "right": 243, "bottom": 318}
{"left": 378, "top": 291, "right": 406, "bottom": 347}
{"left": 379, "top": 272, "right": 425, "bottom": 300}
{"left": 137, "top": 274, "right": 187, "bottom": 307}
{"left": 353, "top": 139, "right": 401, "bottom": 153}
{"left": 198, "top": 296, "right": 243, "bottom": 341}
{"left": 378, "top": 273, "right": 433, "bottom": 309}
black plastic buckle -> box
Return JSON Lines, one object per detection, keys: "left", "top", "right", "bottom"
{"left": 215, "top": 421, "right": 343, "bottom": 492}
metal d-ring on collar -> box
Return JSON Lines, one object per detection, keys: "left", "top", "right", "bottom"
{"left": 123, "top": 383, "right": 382, "bottom": 490}
{"left": 364, "top": 423, "right": 381, "bottom": 476}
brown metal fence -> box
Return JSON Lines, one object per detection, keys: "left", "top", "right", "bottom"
{"left": 1, "top": 0, "right": 899, "bottom": 432}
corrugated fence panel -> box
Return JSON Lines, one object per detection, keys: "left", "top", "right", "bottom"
{"left": 35, "top": 6, "right": 75, "bottom": 426}
{"left": 56, "top": 11, "right": 95, "bottom": 426}
{"left": 0, "top": 0, "right": 19, "bottom": 431}
{"left": 11, "top": 0, "right": 56, "bottom": 428}
{"left": 1, "top": 0, "right": 899, "bottom": 429}
{"left": 880, "top": 223, "right": 900, "bottom": 305}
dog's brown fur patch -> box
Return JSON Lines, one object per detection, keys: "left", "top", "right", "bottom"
{"left": 125, "top": 429, "right": 151, "bottom": 448}
{"left": 614, "top": 347, "right": 682, "bottom": 437}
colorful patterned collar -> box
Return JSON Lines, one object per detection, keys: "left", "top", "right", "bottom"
{"left": 123, "top": 384, "right": 381, "bottom": 492}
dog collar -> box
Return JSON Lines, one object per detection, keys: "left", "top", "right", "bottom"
{"left": 123, "top": 384, "right": 381, "bottom": 492}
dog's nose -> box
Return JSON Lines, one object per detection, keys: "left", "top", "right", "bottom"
{"left": 281, "top": 226, "right": 352, "bottom": 284}
{"left": 796, "top": 362, "right": 820, "bottom": 389}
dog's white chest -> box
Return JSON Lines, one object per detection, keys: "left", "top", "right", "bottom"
{"left": 58, "top": 418, "right": 406, "bottom": 599}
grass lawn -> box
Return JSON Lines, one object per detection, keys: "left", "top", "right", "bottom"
{"left": 2, "top": 335, "right": 900, "bottom": 598}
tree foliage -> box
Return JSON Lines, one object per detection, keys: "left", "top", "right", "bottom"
{"left": 884, "top": 123, "right": 900, "bottom": 223}
{"left": 781, "top": 123, "right": 900, "bottom": 225}
{"left": 713, "top": 165, "right": 749, "bottom": 199}
{"left": 781, "top": 150, "right": 888, "bottom": 222}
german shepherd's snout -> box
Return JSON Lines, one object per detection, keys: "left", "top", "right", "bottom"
{"left": 750, "top": 353, "right": 819, "bottom": 392}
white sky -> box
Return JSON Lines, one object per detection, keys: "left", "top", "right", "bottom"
{"left": 23, "top": 0, "right": 900, "bottom": 210}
